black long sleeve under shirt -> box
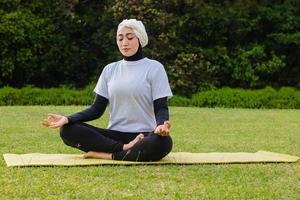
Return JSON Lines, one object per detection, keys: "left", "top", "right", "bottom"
{"left": 67, "top": 94, "right": 108, "bottom": 124}
{"left": 67, "top": 94, "right": 169, "bottom": 127}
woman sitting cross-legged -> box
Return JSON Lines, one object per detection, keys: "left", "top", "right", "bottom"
{"left": 42, "top": 19, "right": 173, "bottom": 161}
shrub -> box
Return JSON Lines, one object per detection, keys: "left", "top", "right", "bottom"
{"left": 168, "top": 95, "right": 191, "bottom": 107}
{"left": 1, "top": 85, "right": 300, "bottom": 109}
{"left": 190, "top": 87, "right": 300, "bottom": 109}
{"left": 0, "top": 84, "right": 95, "bottom": 106}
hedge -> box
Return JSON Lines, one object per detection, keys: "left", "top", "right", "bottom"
{"left": 189, "top": 87, "right": 300, "bottom": 109}
{"left": 1, "top": 86, "right": 300, "bottom": 109}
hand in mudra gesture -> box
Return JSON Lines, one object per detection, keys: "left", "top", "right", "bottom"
{"left": 155, "top": 121, "right": 171, "bottom": 136}
{"left": 41, "top": 113, "right": 68, "bottom": 128}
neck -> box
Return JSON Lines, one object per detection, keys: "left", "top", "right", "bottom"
{"left": 123, "top": 45, "right": 145, "bottom": 61}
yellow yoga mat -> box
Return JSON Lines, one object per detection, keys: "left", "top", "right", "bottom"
{"left": 3, "top": 151, "right": 299, "bottom": 167}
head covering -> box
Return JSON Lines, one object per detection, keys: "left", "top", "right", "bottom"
{"left": 117, "top": 19, "right": 148, "bottom": 48}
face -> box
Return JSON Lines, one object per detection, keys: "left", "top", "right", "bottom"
{"left": 117, "top": 26, "right": 140, "bottom": 57}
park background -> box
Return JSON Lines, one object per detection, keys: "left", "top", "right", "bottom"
{"left": 0, "top": 1, "right": 299, "bottom": 199}
{"left": 1, "top": 0, "right": 300, "bottom": 107}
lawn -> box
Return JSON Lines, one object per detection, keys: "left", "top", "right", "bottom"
{"left": 0, "top": 106, "right": 299, "bottom": 199}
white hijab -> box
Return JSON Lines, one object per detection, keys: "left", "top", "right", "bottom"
{"left": 117, "top": 19, "right": 148, "bottom": 48}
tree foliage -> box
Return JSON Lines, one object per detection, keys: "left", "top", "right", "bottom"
{"left": 1, "top": 0, "right": 300, "bottom": 96}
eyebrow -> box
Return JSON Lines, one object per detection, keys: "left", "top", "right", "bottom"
{"left": 117, "top": 33, "right": 134, "bottom": 37}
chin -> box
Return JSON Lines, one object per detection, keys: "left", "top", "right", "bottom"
{"left": 122, "top": 52, "right": 134, "bottom": 57}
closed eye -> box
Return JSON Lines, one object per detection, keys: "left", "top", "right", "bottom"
{"left": 117, "top": 33, "right": 136, "bottom": 42}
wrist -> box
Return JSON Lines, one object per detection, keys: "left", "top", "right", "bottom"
{"left": 63, "top": 116, "right": 69, "bottom": 124}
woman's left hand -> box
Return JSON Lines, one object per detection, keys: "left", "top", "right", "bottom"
{"left": 155, "top": 121, "right": 171, "bottom": 136}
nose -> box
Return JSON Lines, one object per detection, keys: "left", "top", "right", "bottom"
{"left": 121, "top": 38, "right": 129, "bottom": 46}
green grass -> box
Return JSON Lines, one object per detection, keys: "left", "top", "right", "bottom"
{"left": 0, "top": 106, "right": 299, "bottom": 199}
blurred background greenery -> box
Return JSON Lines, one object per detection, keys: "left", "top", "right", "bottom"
{"left": 1, "top": 0, "right": 300, "bottom": 98}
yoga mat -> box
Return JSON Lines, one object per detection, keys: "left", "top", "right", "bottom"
{"left": 3, "top": 151, "right": 299, "bottom": 167}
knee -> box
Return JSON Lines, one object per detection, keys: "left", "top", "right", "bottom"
{"left": 142, "top": 135, "right": 173, "bottom": 161}
{"left": 153, "top": 135, "right": 173, "bottom": 159}
{"left": 59, "top": 124, "right": 74, "bottom": 141}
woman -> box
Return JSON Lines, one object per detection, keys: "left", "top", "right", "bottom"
{"left": 42, "top": 19, "right": 173, "bottom": 161}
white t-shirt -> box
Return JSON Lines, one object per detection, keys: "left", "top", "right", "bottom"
{"left": 94, "top": 58, "right": 173, "bottom": 133}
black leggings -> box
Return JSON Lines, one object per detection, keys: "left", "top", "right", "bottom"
{"left": 59, "top": 122, "right": 173, "bottom": 161}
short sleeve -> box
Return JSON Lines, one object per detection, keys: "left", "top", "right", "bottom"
{"left": 151, "top": 62, "right": 173, "bottom": 101}
{"left": 93, "top": 66, "right": 109, "bottom": 99}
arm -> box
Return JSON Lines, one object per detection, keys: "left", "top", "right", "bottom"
{"left": 154, "top": 97, "right": 171, "bottom": 136}
{"left": 67, "top": 94, "right": 109, "bottom": 124}
{"left": 154, "top": 97, "right": 169, "bottom": 126}
{"left": 43, "top": 94, "right": 108, "bottom": 128}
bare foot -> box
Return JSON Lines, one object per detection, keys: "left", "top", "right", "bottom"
{"left": 123, "top": 133, "right": 144, "bottom": 151}
{"left": 83, "top": 134, "right": 144, "bottom": 160}
{"left": 83, "top": 151, "right": 112, "bottom": 160}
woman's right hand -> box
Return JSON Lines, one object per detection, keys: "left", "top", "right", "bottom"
{"left": 41, "top": 113, "right": 69, "bottom": 128}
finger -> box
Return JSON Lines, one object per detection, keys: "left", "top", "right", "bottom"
{"left": 160, "top": 127, "right": 170, "bottom": 136}
{"left": 163, "top": 132, "right": 169, "bottom": 136}
{"left": 48, "top": 116, "right": 55, "bottom": 122}
{"left": 49, "top": 122, "right": 61, "bottom": 128}
{"left": 156, "top": 124, "right": 164, "bottom": 132}
{"left": 48, "top": 113, "right": 60, "bottom": 119}
{"left": 159, "top": 127, "right": 165, "bottom": 133}
{"left": 48, "top": 113, "right": 56, "bottom": 117}
{"left": 159, "top": 131, "right": 169, "bottom": 136}
{"left": 161, "top": 125, "right": 169, "bottom": 133}
{"left": 164, "top": 121, "right": 171, "bottom": 129}
{"left": 155, "top": 127, "right": 162, "bottom": 134}
{"left": 41, "top": 119, "right": 50, "bottom": 127}
{"left": 157, "top": 129, "right": 169, "bottom": 136}
{"left": 48, "top": 114, "right": 63, "bottom": 123}
{"left": 163, "top": 124, "right": 170, "bottom": 133}
{"left": 156, "top": 131, "right": 163, "bottom": 136}
{"left": 163, "top": 128, "right": 170, "bottom": 135}
{"left": 49, "top": 125, "right": 59, "bottom": 129}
